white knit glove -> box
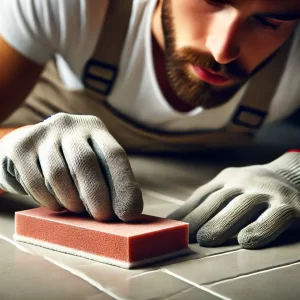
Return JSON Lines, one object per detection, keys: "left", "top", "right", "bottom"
{"left": 168, "top": 151, "right": 300, "bottom": 249}
{"left": 0, "top": 113, "right": 143, "bottom": 222}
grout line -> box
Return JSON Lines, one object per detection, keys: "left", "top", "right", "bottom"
{"left": 142, "top": 189, "right": 185, "bottom": 205}
{"left": 191, "top": 248, "right": 243, "bottom": 261}
{"left": 161, "top": 268, "right": 231, "bottom": 300}
{"left": 45, "top": 257, "right": 127, "bottom": 300}
{"left": 141, "top": 181, "right": 194, "bottom": 194}
{"left": 130, "top": 269, "right": 160, "bottom": 279}
{"left": 163, "top": 287, "right": 195, "bottom": 300}
{"left": 205, "top": 260, "right": 300, "bottom": 287}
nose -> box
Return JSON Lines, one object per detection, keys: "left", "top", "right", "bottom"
{"left": 206, "top": 10, "right": 242, "bottom": 65}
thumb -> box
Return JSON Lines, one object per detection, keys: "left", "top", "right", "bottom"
{"left": 168, "top": 181, "right": 222, "bottom": 221}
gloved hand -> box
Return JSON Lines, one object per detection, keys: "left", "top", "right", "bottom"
{"left": 168, "top": 151, "right": 300, "bottom": 249}
{"left": 0, "top": 113, "right": 143, "bottom": 222}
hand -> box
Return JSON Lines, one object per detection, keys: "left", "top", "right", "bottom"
{"left": 168, "top": 152, "right": 300, "bottom": 249}
{"left": 0, "top": 113, "right": 143, "bottom": 222}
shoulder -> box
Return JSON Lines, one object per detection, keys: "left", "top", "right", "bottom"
{"left": 0, "top": 0, "right": 108, "bottom": 64}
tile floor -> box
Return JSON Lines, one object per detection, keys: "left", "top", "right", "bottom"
{"left": 2, "top": 124, "right": 300, "bottom": 299}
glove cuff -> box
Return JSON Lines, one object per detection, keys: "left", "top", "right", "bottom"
{"left": 265, "top": 151, "right": 300, "bottom": 188}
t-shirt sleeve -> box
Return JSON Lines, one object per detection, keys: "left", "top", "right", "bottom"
{"left": 0, "top": 0, "right": 88, "bottom": 65}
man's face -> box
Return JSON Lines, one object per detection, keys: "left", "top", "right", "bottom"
{"left": 160, "top": 0, "right": 299, "bottom": 109}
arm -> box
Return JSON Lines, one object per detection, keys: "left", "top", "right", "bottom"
{"left": 0, "top": 127, "right": 29, "bottom": 196}
{"left": 0, "top": 36, "right": 44, "bottom": 123}
{"left": 0, "top": 128, "right": 17, "bottom": 139}
{"left": 0, "top": 36, "right": 44, "bottom": 195}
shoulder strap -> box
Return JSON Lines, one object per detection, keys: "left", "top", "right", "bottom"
{"left": 83, "top": 0, "right": 133, "bottom": 100}
{"left": 227, "top": 36, "right": 293, "bottom": 134}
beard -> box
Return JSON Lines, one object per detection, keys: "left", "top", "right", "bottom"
{"left": 161, "top": 0, "right": 250, "bottom": 109}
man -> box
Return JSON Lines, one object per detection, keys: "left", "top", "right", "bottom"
{"left": 0, "top": 0, "right": 300, "bottom": 249}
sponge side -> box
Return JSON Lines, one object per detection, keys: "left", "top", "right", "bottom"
{"left": 129, "top": 224, "right": 188, "bottom": 262}
{"left": 14, "top": 208, "right": 189, "bottom": 268}
{"left": 15, "top": 212, "right": 129, "bottom": 261}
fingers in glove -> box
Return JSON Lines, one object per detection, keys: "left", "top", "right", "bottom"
{"left": 62, "top": 137, "right": 113, "bottom": 221}
{"left": 238, "top": 204, "right": 298, "bottom": 249}
{"left": 0, "top": 156, "right": 26, "bottom": 194}
{"left": 90, "top": 130, "right": 143, "bottom": 222}
{"left": 167, "top": 181, "right": 224, "bottom": 222}
{"left": 180, "top": 187, "right": 243, "bottom": 242}
{"left": 38, "top": 143, "right": 85, "bottom": 213}
{"left": 196, "top": 193, "right": 270, "bottom": 246}
{"left": 16, "top": 153, "right": 63, "bottom": 211}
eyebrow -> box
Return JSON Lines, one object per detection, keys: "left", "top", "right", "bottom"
{"left": 256, "top": 12, "right": 300, "bottom": 21}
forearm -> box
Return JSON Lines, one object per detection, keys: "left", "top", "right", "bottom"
{"left": 0, "top": 128, "right": 18, "bottom": 139}
{"left": 0, "top": 127, "right": 21, "bottom": 195}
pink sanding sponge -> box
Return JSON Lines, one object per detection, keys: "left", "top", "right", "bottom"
{"left": 14, "top": 208, "right": 189, "bottom": 269}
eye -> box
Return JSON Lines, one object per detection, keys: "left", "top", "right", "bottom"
{"left": 255, "top": 16, "right": 281, "bottom": 30}
{"left": 205, "top": 0, "right": 228, "bottom": 6}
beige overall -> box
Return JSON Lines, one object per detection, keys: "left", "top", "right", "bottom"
{"left": 2, "top": 1, "right": 292, "bottom": 153}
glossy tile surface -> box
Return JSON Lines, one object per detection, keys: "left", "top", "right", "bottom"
{"left": 208, "top": 263, "right": 300, "bottom": 300}
{"left": 0, "top": 239, "right": 100, "bottom": 300}
{"left": 164, "top": 239, "right": 300, "bottom": 285}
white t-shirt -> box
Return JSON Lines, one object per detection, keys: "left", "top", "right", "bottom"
{"left": 0, "top": 0, "right": 299, "bottom": 132}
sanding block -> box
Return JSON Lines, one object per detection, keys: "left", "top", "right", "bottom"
{"left": 14, "top": 207, "right": 189, "bottom": 269}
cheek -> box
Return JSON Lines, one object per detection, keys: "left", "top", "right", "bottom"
{"left": 239, "top": 25, "right": 296, "bottom": 73}
{"left": 171, "top": 0, "right": 213, "bottom": 49}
